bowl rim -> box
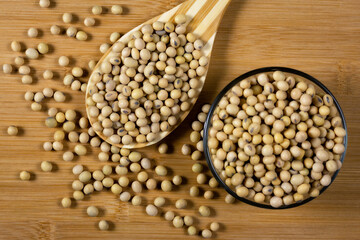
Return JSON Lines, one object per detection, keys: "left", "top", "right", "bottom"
{"left": 203, "top": 66, "right": 348, "bottom": 209}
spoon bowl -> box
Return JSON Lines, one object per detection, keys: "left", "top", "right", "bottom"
{"left": 86, "top": 0, "right": 232, "bottom": 148}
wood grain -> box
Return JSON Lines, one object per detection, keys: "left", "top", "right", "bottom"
{"left": 0, "top": 0, "right": 360, "bottom": 239}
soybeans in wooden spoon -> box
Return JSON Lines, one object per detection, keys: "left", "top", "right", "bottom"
{"left": 86, "top": 0, "right": 232, "bottom": 148}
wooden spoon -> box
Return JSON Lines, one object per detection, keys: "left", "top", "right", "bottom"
{"left": 86, "top": 0, "right": 232, "bottom": 148}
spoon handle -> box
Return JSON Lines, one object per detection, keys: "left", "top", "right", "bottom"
{"left": 182, "top": 0, "right": 232, "bottom": 37}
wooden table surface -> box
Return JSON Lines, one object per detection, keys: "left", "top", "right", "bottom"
{"left": 0, "top": 0, "right": 360, "bottom": 239}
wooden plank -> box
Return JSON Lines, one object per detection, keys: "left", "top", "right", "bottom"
{"left": 0, "top": 0, "right": 359, "bottom": 239}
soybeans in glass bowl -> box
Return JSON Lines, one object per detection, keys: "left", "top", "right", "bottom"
{"left": 203, "top": 67, "right": 347, "bottom": 209}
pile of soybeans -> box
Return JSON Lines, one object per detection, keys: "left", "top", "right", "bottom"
{"left": 206, "top": 71, "right": 346, "bottom": 208}
{"left": 2, "top": 1, "right": 227, "bottom": 238}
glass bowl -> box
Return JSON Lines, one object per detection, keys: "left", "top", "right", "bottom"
{"left": 203, "top": 67, "right": 348, "bottom": 209}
